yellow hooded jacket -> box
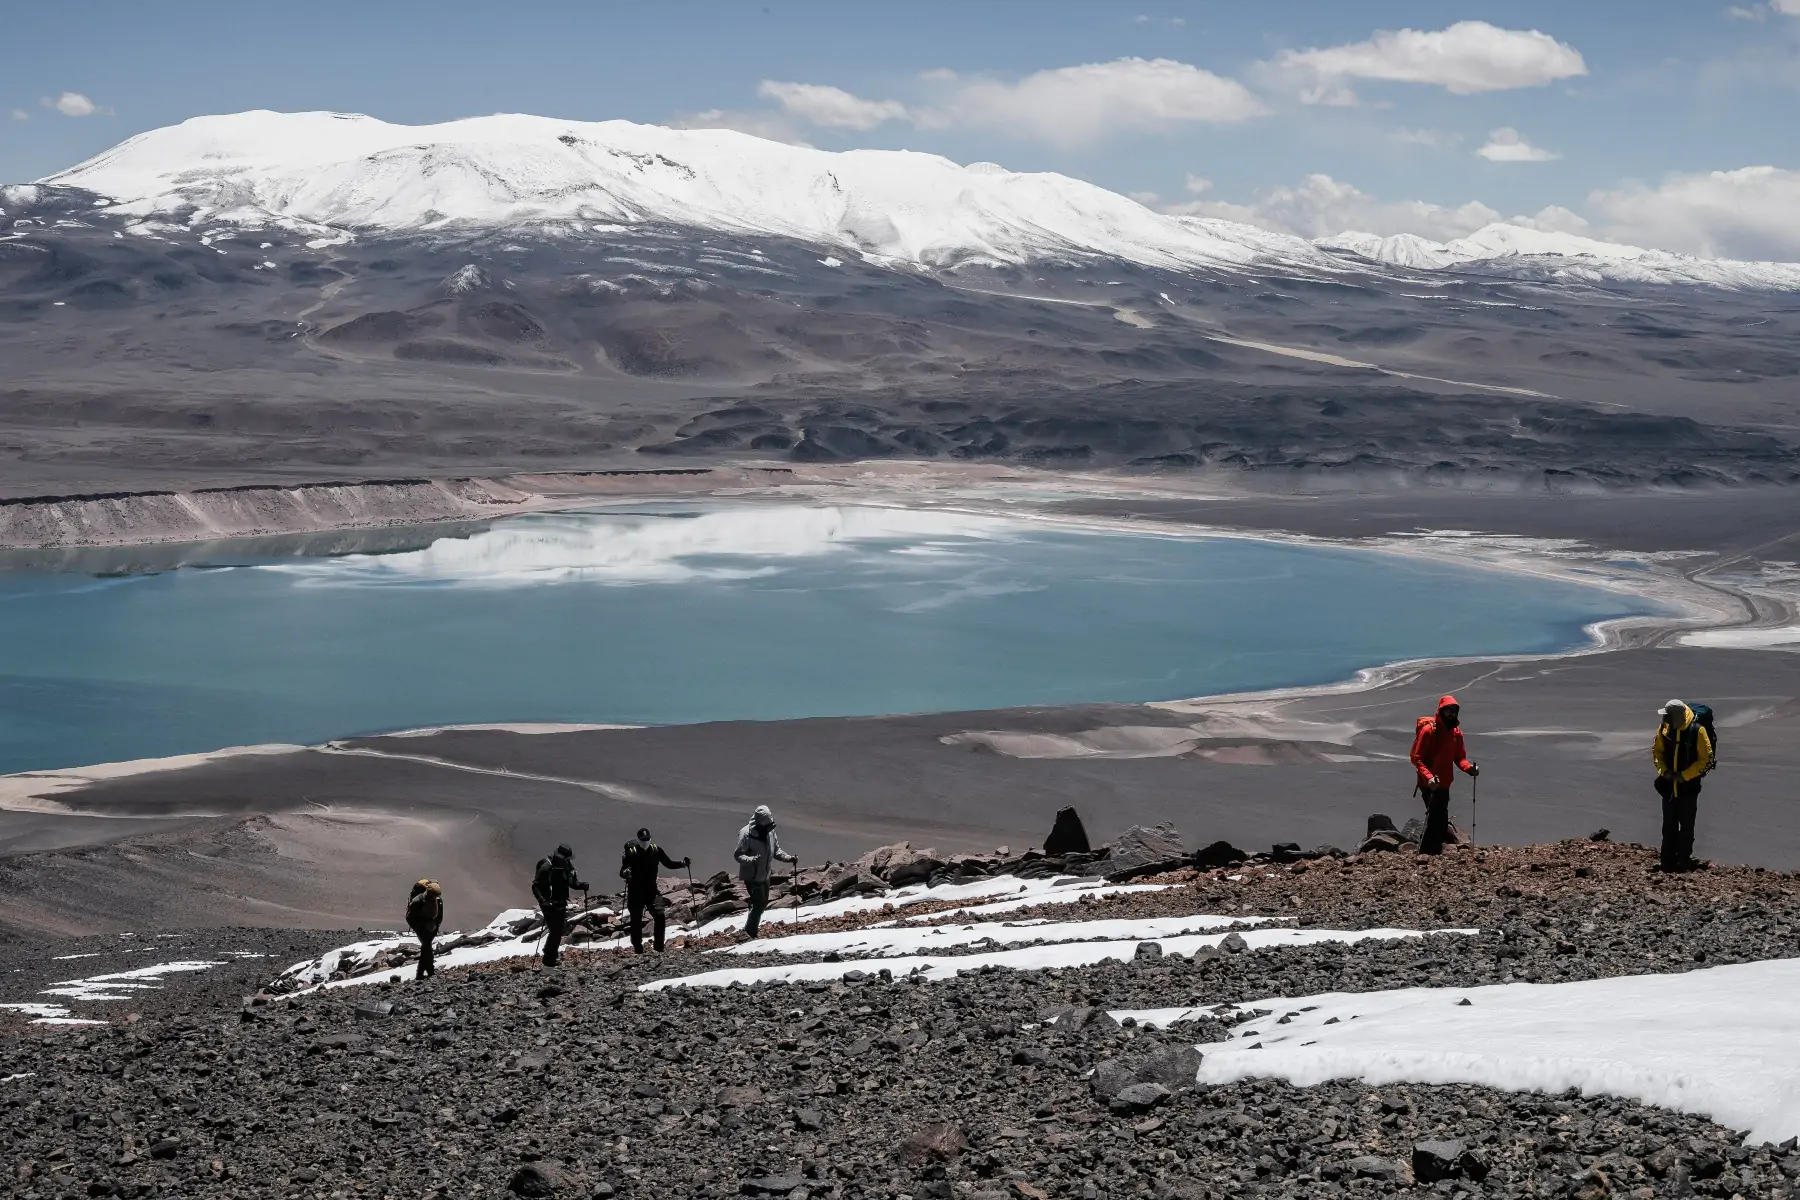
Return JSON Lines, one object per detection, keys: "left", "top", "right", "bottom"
{"left": 1653, "top": 703, "right": 1714, "bottom": 784}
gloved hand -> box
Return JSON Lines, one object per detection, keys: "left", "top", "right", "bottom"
{"left": 1468, "top": 763, "right": 1480, "bottom": 777}
{"left": 1423, "top": 774, "right": 1439, "bottom": 789}
{"left": 683, "top": 856, "right": 692, "bottom": 866}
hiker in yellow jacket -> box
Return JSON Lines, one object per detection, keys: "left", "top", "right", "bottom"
{"left": 1653, "top": 700, "right": 1714, "bottom": 872}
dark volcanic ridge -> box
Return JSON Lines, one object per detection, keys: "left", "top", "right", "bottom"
{"left": 4, "top": 183, "right": 1800, "bottom": 497}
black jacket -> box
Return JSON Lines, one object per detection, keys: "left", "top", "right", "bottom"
{"left": 621, "top": 838, "right": 683, "bottom": 892}
{"left": 534, "top": 852, "right": 587, "bottom": 908}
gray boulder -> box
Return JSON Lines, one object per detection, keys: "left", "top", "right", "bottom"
{"left": 1347, "top": 1155, "right": 1410, "bottom": 1184}
{"left": 1108, "top": 1082, "right": 1172, "bottom": 1114}
{"left": 1091, "top": 1046, "right": 1202, "bottom": 1098}
{"left": 1089, "top": 822, "right": 1185, "bottom": 877}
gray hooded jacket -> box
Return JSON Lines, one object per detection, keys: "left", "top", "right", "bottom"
{"left": 735, "top": 805, "right": 796, "bottom": 884}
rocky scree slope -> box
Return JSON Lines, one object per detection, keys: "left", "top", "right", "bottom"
{"left": 7, "top": 841, "right": 1800, "bottom": 1198}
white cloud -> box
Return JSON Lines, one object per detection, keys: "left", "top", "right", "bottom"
{"left": 920, "top": 58, "right": 1268, "bottom": 147}
{"left": 1182, "top": 174, "right": 1213, "bottom": 195}
{"left": 8, "top": 109, "right": 26, "bottom": 123}
{"left": 756, "top": 81, "right": 909, "bottom": 131}
{"left": 42, "top": 91, "right": 100, "bottom": 118}
{"left": 1393, "top": 127, "right": 1461, "bottom": 148}
{"left": 1476, "top": 127, "right": 1560, "bottom": 163}
{"left": 1165, "top": 173, "right": 1500, "bottom": 240}
{"left": 1516, "top": 205, "right": 1592, "bottom": 235}
{"left": 1163, "top": 172, "right": 1584, "bottom": 243}
{"left": 1589, "top": 166, "right": 1800, "bottom": 261}
{"left": 1773, "top": 0, "right": 1800, "bottom": 12}
{"left": 667, "top": 108, "right": 813, "bottom": 147}
{"left": 1277, "top": 21, "right": 1587, "bottom": 101}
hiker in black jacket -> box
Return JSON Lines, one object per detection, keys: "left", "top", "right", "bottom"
{"left": 404, "top": 879, "right": 443, "bottom": 980}
{"left": 531, "top": 844, "right": 588, "bottom": 967}
{"left": 620, "top": 828, "right": 689, "bottom": 953}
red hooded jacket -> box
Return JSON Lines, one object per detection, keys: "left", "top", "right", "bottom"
{"left": 1410, "top": 694, "right": 1474, "bottom": 790}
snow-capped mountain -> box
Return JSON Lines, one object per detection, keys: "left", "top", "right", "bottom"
{"left": 1317, "top": 224, "right": 1800, "bottom": 291}
{"left": 40, "top": 110, "right": 1328, "bottom": 274}
{"left": 29, "top": 109, "right": 1800, "bottom": 291}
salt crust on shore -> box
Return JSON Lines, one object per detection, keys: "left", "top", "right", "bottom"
{"left": 1115, "top": 958, "right": 1800, "bottom": 1146}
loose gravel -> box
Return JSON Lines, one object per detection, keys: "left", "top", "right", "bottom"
{"left": 4, "top": 841, "right": 1799, "bottom": 1200}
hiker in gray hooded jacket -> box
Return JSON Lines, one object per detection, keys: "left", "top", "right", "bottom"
{"left": 735, "top": 804, "right": 797, "bottom": 938}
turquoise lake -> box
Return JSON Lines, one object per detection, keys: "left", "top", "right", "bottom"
{"left": 0, "top": 504, "right": 1653, "bottom": 774}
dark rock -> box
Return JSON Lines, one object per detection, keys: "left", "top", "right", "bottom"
{"left": 1133, "top": 941, "right": 1162, "bottom": 961}
{"left": 1192, "top": 840, "right": 1247, "bottom": 869}
{"left": 1412, "top": 1139, "right": 1468, "bottom": 1183}
{"left": 1108, "top": 1082, "right": 1171, "bottom": 1114}
{"left": 1347, "top": 1155, "right": 1410, "bottom": 1184}
{"left": 1358, "top": 830, "right": 1409, "bottom": 854}
{"left": 1043, "top": 806, "right": 1091, "bottom": 856}
{"left": 740, "top": 1178, "right": 806, "bottom": 1196}
{"left": 897, "top": 1122, "right": 970, "bottom": 1166}
{"left": 1366, "top": 814, "right": 1397, "bottom": 836}
{"left": 509, "top": 1164, "right": 574, "bottom": 1197}
{"left": 1095, "top": 1045, "right": 1204, "bottom": 1101}
{"left": 148, "top": 1138, "right": 181, "bottom": 1160}
{"left": 1590, "top": 828, "right": 1612, "bottom": 841}
{"left": 352, "top": 1000, "right": 392, "bottom": 1021}
{"left": 1097, "top": 823, "right": 1185, "bottom": 876}
{"left": 1220, "top": 932, "right": 1248, "bottom": 954}
{"left": 1270, "top": 842, "right": 1305, "bottom": 863}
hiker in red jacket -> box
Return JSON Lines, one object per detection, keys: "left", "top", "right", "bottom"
{"left": 1409, "top": 695, "right": 1479, "bottom": 855}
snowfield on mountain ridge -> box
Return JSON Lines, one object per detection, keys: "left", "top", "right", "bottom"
{"left": 36, "top": 109, "right": 1800, "bottom": 290}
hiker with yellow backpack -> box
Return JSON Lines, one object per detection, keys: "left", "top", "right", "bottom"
{"left": 405, "top": 879, "right": 444, "bottom": 980}
{"left": 1654, "top": 700, "right": 1717, "bottom": 872}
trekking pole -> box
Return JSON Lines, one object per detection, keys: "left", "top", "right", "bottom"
{"left": 1471, "top": 773, "right": 1479, "bottom": 843}
{"left": 791, "top": 861, "right": 802, "bottom": 926}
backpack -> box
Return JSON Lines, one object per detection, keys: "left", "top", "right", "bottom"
{"left": 1687, "top": 703, "right": 1718, "bottom": 774}
{"left": 405, "top": 879, "right": 441, "bottom": 929}
{"left": 532, "top": 857, "right": 555, "bottom": 907}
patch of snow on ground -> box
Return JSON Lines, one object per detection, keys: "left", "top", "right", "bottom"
{"left": 281, "top": 875, "right": 1175, "bottom": 994}
{"left": 1112, "top": 957, "right": 1800, "bottom": 1146}
{"left": 41, "top": 961, "right": 226, "bottom": 1003}
{"left": 0, "top": 1002, "right": 105, "bottom": 1026}
{"left": 711, "top": 912, "right": 1269, "bottom": 959}
{"left": 647, "top": 926, "right": 1472, "bottom": 991}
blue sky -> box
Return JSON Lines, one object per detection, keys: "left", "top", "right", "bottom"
{"left": 4, "top": 1, "right": 1798, "bottom": 256}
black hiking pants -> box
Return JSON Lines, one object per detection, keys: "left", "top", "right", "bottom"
{"left": 744, "top": 881, "right": 771, "bottom": 938}
{"left": 628, "top": 887, "right": 667, "bottom": 953}
{"left": 1419, "top": 788, "right": 1452, "bottom": 855}
{"left": 412, "top": 926, "right": 437, "bottom": 979}
{"left": 541, "top": 904, "right": 568, "bottom": 966}
{"left": 1657, "top": 777, "right": 1701, "bottom": 870}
